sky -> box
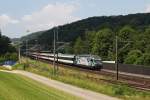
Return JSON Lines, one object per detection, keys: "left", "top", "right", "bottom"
{"left": 0, "top": 0, "right": 150, "bottom": 38}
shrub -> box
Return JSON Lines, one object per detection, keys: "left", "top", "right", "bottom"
{"left": 113, "top": 86, "right": 124, "bottom": 95}
{"left": 124, "top": 50, "right": 142, "bottom": 64}
{"left": 135, "top": 53, "right": 150, "bottom": 66}
{"left": 0, "top": 53, "right": 18, "bottom": 63}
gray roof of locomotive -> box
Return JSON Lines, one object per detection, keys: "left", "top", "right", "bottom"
{"left": 76, "top": 54, "right": 101, "bottom": 60}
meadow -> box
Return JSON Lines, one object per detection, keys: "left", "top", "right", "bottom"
{"left": 0, "top": 71, "right": 80, "bottom": 100}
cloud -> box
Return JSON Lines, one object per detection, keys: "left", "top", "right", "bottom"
{"left": 145, "top": 5, "right": 150, "bottom": 12}
{"left": 0, "top": 3, "right": 80, "bottom": 38}
{"left": 0, "top": 14, "right": 19, "bottom": 27}
{"left": 21, "top": 3, "right": 80, "bottom": 32}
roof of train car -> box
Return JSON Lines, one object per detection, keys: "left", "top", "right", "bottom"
{"left": 32, "top": 52, "right": 101, "bottom": 59}
{"left": 58, "top": 54, "right": 75, "bottom": 58}
{"left": 38, "top": 53, "right": 75, "bottom": 58}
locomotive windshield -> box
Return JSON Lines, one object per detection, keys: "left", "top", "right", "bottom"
{"left": 94, "top": 60, "right": 102, "bottom": 64}
{"left": 92, "top": 55, "right": 101, "bottom": 60}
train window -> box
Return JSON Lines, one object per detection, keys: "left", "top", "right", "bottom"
{"left": 91, "top": 59, "right": 95, "bottom": 64}
{"left": 94, "top": 60, "right": 101, "bottom": 64}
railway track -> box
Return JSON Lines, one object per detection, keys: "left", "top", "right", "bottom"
{"left": 76, "top": 68, "right": 150, "bottom": 91}
{"left": 30, "top": 57, "right": 150, "bottom": 91}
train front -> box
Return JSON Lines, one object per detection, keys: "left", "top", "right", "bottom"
{"left": 91, "top": 55, "right": 103, "bottom": 69}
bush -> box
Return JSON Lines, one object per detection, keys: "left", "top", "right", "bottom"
{"left": 0, "top": 56, "right": 5, "bottom": 63}
{"left": 13, "top": 63, "right": 25, "bottom": 70}
{"left": 124, "top": 50, "right": 142, "bottom": 64}
{"left": 135, "top": 53, "right": 150, "bottom": 66}
{"left": 113, "top": 86, "right": 124, "bottom": 95}
{"left": 0, "top": 53, "right": 18, "bottom": 63}
{"left": 113, "top": 85, "right": 136, "bottom": 96}
{"left": 124, "top": 55, "right": 137, "bottom": 64}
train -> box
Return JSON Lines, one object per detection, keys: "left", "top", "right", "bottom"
{"left": 29, "top": 52, "right": 103, "bottom": 69}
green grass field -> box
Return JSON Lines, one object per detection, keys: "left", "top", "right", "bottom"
{"left": 14, "top": 58, "right": 150, "bottom": 100}
{"left": 0, "top": 71, "right": 80, "bottom": 100}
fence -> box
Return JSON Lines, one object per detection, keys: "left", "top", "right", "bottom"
{"left": 103, "top": 63, "right": 150, "bottom": 76}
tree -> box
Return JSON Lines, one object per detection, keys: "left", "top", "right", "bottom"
{"left": 74, "top": 37, "right": 85, "bottom": 54}
{"left": 133, "top": 27, "right": 150, "bottom": 53}
{"left": 118, "top": 25, "right": 136, "bottom": 41}
{"left": 0, "top": 32, "right": 16, "bottom": 62}
{"left": 83, "top": 30, "right": 96, "bottom": 54}
{"left": 118, "top": 26, "right": 136, "bottom": 63}
{"left": 124, "top": 50, "right": 142, "bottom": 64}
{"left": 0, "top": 35, "right": 13, "bottom": 55}
{"left": 62, "top": 43, "right": 74, "bottom": 54}
{"left": 143, "top": 27, "right": 150, "bottom": 53}
{"left": 135, "top": 53, "right": 150, "bottom": 66}
{"left": 92, "top": 28, "right": 114, "bottom": 60}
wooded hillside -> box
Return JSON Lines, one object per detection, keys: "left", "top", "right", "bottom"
{"left": 20, "top": 13, "right": 150, "bottom": 65}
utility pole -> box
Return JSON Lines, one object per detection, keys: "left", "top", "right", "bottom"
{"left": 26, "top": 40, "right": 28, "bottom": 57}
{"left": 115, "top": 36, "right": 119, "bottom": 80}
{"left": 0, "top": 29, "right": 1, "bottom": 35}
{"left": 25, "top": 40, "right": 28, "bottom": 70}
{"left": 56, "top": 27, "right": 59, "bottom": 71}
{"left": 25, "top": 30, "right": 30, "bottom": 57}
{"left": 18, "top": 45, "right": 21, "bottom": 63}
{"left": 35, "top": 40, "right": 38, "bottom": 61}
{"left": 53, "top": 28, "right": 56, "bottom": 74}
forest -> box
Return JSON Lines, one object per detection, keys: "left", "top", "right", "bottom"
{"left": 20, "top": 13, "right": 150, "bottom": 66}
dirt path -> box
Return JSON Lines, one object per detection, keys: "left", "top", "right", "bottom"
{"left": 1, "top": 70, "right": 120, "bottom": 100}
